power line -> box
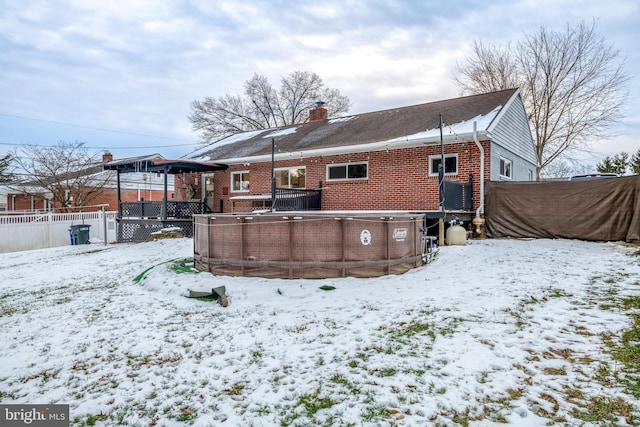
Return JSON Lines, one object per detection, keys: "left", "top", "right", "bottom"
{"left": 0, "top": 141, "right": 197, "bottom": 149}
{"left": 0, "top": 112, "right": 201, "bottom": 145}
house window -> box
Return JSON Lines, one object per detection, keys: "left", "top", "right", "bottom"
{"left": 500, "top": 158, "right": 512, "bottom": 179}
{"left": 275, "top": 167, "right": 306, "bottom": 188}
{"left": 429, "top": 154, "right": 458, "bottom": 176}
{"left": 231, "top": 171, "right": 250, "bottom": 192}
{"left": 326, "top": 162, "right": 368, "bottom": 181}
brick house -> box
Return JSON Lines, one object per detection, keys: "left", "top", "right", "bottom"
{"left": 178, "top": 88, "right": 537, "bottom": 220}
{"left": 6, "top": 152, "right": 171, "bottom": 213}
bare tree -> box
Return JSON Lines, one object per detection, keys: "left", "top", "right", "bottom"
{"left": 0, "top": 154, "right": 14, "bottom": 183}
{"left": 455, "top": 41, "right": 521, "bottom": 94}
{"left": 455, "top": 20, "right": 629, "bottom": 179}
{"left": 539, "top": 158, "right": 592, "bottom": 180}
{"left": 10, "top": 141, "right": 113, "bottom": 212}
{"left": 189, "top": 71, "right": 351, "bottom": 144}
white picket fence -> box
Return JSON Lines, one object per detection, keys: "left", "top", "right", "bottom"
{"left": 0, "top": 211, "right": 118, "bottom": 253}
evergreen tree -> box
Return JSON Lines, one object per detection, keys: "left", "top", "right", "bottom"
{"left": 597, "top": 152, "right": 628, "bottom": 175}
{"left": 596, "top": 156, "right": 615, "bottom": 174}
{"left": 630, "top": 148, "right": 640, "bottom": 175}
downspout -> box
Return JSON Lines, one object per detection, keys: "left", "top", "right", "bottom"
{"left": 472, "top": 121, "right": 484, "bottom": 217}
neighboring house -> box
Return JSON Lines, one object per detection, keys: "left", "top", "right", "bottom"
{"left": 5, "top": 152, "right": 172, "bottom": 213}
{"left": 0, "top": 186, "right": 8, "bottom": 211}
{"left": 179, "top": 88, "right": 537, "bottom": 218}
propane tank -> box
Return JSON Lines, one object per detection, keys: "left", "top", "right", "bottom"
{"left": 445, "top": 217, "right": 467, "bottom": 245}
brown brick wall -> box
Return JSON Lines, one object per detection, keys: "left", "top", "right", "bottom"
{"left": 200, "top": 141, "right": 491, "bottom": 213}
{"left": 8, "top": 188, "right": 167, "bottom": 212}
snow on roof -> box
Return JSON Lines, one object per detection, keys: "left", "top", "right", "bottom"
{"left": 186, "top": 129, "right": 266, "bottom": 161}
{"left": 262, "top": 126, "right": 298, "bottom": 139}
{"left": 399, "top": 106, "right": 502, "bottom": 142}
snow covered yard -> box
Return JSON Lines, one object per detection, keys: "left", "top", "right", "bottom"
{"left": 0, "top": 238, "right": 638, "bottom": 426}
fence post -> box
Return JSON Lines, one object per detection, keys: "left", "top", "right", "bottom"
{"left": 102, "top": 209, "right": 107, "bottom": 245}
{"left": 48, "top": 211, "right": 54, "bottom": 249}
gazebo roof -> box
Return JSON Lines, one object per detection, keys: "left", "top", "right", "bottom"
{"left": 104, "top": 155, "right": 227, "bottom": 174}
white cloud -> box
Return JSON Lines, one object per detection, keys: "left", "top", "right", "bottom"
{"left": 0, "top": 0, "right": 638, "bottom": 161}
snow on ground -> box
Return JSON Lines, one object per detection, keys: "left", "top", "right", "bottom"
{"left": 0, "top": 238, "right": 638, "bottom": 426}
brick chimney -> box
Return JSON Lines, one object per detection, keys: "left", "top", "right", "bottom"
{"left": 309, "top": 102, "right": 328, "bottom": 122}
{"left": 102, "top": 151, "right": 113, "bottom": 163}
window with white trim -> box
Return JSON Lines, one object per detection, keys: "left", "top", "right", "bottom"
{"left": 231, "top": 171, "right": 250, "bottom": 192}
{"left": 428, "top": 154, "right": 458, "bottom": 176}
{"left": 500, "top": 157, "right": 512, "bottom": 179}
{"left": 326, "top": 162, "right": 368, "bottom": 181}
{"left": 275, "top": 167, "right": 306, "bottom": 188}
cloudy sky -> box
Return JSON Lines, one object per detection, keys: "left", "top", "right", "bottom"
{"left": 1, "top": 0, "right": 639, "bottom": 169}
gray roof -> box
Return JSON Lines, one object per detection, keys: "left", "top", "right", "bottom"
{"left": 185, "top": 89, "right": 523, "bottom": 163}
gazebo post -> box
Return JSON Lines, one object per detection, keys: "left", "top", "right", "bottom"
{"left": 116, "top": 169, "right": 122, "bottom": 218}
{"left": 162, "top": 165, "right": 168, "bottom": 221}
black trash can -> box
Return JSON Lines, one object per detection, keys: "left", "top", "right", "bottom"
{"left": 69, "top": 224, "right": 91, "bottom": 245}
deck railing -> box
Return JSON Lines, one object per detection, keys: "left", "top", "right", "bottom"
{"left": 119, "top": 200, "right": 212, "bottom": 219}
{"left": 273, "top": 188, "right": 322, "bottom": 211}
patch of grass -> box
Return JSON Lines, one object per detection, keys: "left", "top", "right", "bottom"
{"left": 125, "top": 352, "right": 184, "bottom": 368}
{"left": 360, "top": 404, "right": 390, "bottom": 422}
{"left": 547, "top": 288, "right": 571, "bottom": 298}
{"left": 176, "top": 406, "right": 196, "bottom": 422}
{"left": 504, "top": 307, "right": 527, "bottom": 329}
{"left": 570, "top": 396, "right": 634, "bottom": 424}
{"left": 601, "top": 295, "right": 640, "bottom": 398}
{"left": 0, "top": 304, "right": 22, "bottom": 318}
{"left": 252, "top": 404, "right": 271, "bottom": 416}
{"left": 386, "top": 319, "right": 436, "bottom": 345}
{"left": 449, "top": 409, "right": 474, "bottom": 427}
{"left": 330, "top": 374, "right": 361, "bottom": 395}
{"left": 543, "top": 366, "right": 567, "bottom": 376}
{"left": 299, "top": 393, "right": 334, "bottom": 415}
{"left": 622, "top": 296, "right": 640, "bottom": 310}
{"left": 222, "top": 382, "right": 245, "bottom": 396}
{"left": 535, "top": 393, "right": 560, "bottom": 418}
{"left": 20, "top": 368, "right": 61, "bottom": 384}
{"left": 287, "top": 388, "right": 336, "bottom": 421}
{"left": 439, "top": 317, "right": 464, "bottom": 336}
{"left": 505, "top": 388, "right": 523, "bottom": 400}
{"left": 549, "top": 348, "right": 574, "bottom": 360}
{"left": 377, "top": 367, "right": 397, "bottom": 377}
{"left": 83, "top": 412, "right": 109, "bottom": 426}
{"left": 0, "top": 390, "right": 17, "bottom": 400}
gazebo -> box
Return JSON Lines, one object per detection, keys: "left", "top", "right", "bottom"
{"left": 104, "top": 156, "right": 227, "bottom": 242}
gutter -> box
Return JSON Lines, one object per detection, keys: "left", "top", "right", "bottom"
{"left": 472, "top": 121, "right": 485, "bottom": 217}
{"left": 208, "top": 130, "right": 489, "bottom": 165}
